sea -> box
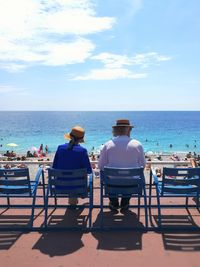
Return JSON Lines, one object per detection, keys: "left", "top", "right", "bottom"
{"left": 0, "top": 111, "right": 199, "bottom": 155}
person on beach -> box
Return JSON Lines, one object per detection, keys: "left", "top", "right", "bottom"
{"left": 39, "top": 144, "right": 43, "bottom": 154}
{"left": 53, "top": 126, "right": 92, "bottom": 206}
{"left": 45, "top": 145, "right": 48, "bottom": 154}
{"left": 98, "top": 119, "right": 146, "bottom": 212}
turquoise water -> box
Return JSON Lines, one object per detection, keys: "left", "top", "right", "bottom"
{"left": 0, "top": 111, "right": 199, "bottom": 154}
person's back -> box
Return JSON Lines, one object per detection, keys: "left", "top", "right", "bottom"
{"left": 98, "top": 119, "right": 146, "bottom": 211}
{"left": 52, "top": 126, "right": 92, "bottom": 206}
{"left": 99, "top": 136, "right": 145, "bottom": 169}
{"left": 53, "top": 143, "right": 91, "bottom": 173}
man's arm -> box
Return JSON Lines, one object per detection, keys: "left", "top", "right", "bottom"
{"left": 138, "top": 145, "right": 146, "bottom": 167}
{"left": 98, "top": 144, "right": 108, "bottom": 170}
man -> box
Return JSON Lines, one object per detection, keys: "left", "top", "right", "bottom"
{"left": 53, "top": 125, "right": 92, "bottom": 206}
{"left": 98, "top": 119, "right": 146, "bottom": 211}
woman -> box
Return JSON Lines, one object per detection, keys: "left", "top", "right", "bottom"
{"left": 53, "top": 125, "right": 92, "bottom": 205}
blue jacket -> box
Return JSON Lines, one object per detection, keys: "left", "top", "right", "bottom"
{"left": 53, "top": 143, "right": 92, "bottom": 173}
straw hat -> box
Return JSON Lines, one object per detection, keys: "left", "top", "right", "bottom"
{"left": 64, "top": 126, "right": 85, "bottom": 142}
{"left": 112, "top": 119, "right": 134, "bottom": 128}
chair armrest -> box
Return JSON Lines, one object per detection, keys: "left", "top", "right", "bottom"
{"left": 88, "top": 172, "right": 93, "bottom": 185}
{"left": 100, "top": 170, "right": 104, "bottom": 184}
{"left": 88, "top": 173, "right": 93, "bottom": 194}
{"left": 34, "top": 167, "right": 43, "bottom": 186}
{"left": 151, "top": 168, "right": 159, "bottom": 185}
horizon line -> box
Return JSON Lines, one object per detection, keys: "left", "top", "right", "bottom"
{"left": 0, "top": 110, "right": 200, "bottom": 112}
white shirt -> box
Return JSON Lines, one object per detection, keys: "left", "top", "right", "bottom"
{"left": 98, "top": 136, "right": 146, "bottom": 170}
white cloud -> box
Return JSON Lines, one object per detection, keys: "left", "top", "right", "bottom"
{"left": 72, "top": 51, "right": 170, "bottom": 80}
{"left": 91, "top": 53, "right": 133, "bottom": 68}
{"left": 0, "top": 0, "right": 115, "bottom": 71}
{"left": 132, "top": 52, "right": 171, "bottom": 68}
{"left": 91, "top": 52, "right": 171, "bottom": 69}
{"left": 0, "top": 85, "right": 29, "bottom": 95}
{"left": 40, "top": 39, "right": 95, "bottom": 66}
{"left": 0, "top": 38, "right": 95, "bottom": 71}
{"left": 73, "top": 68, "right": 147, "bottom": 80}
{"left": 0, "top": 63, "right": 27, "bottom": 73}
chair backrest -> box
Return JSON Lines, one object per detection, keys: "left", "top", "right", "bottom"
{"left": 102, "top": 167, "right": 145, "bottom": 197}
{"left": 0, "top": 168, "right": 31, "bottom": 195}
{"left": 161, "top": 167, "right": 200, "bottom": 195}
{"left": 48, "top": 168, "right": 88, "bottom": 197}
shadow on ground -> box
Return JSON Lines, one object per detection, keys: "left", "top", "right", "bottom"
{"left": 0, "top": 207, "right": 41, "bottom": 250}
{"left": 92, "top": 210, "right": 144, "bottom": 250}
{"left": 153, "top": 212, "right": 199, "bottom": 229}
{"left": 152, "top": 211, "right": 200, "bottom": 251}
{"left": 0, "top": 232, "right": 22, "bottom": 250}
{"left": 33, "top": 208, "right": 87, "bottom": 256}
{"left": 162, "top": 232, "right": 200, "bottom": 251}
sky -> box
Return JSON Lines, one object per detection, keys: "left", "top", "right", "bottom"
{"left": 0, "top": 0, "right": 200, "bottom": 111}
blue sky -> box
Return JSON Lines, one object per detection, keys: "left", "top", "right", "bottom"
{"left": 0, "top": 0, "right": 200, "bottom": 111}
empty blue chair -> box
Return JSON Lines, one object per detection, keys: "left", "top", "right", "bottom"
{"left": 100, "top": 167, "right": 148, "bottom": 229}
{"left": 44, "top": 168, "right": 93, "bottom": 229}
{"left": 0, "top": 167, "right": 43, "bottom": 228}
{"left": 151, "top": 167, "right": 200, "bottom": 227}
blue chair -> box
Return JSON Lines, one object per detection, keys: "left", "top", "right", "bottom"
{"left": 0, "top": 167, "right": 44, "bottom": 228}
{"left": 151, "top": 167, "right": 200, "bottom": 227}
{"left": 100, "top": 167, "right": 148, "bottom": 229}
{"left": 44, "top": 168, "right": 93, "bottom": 229}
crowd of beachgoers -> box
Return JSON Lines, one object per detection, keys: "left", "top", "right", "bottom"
{"left": 1, "top": 145, "right": 200, "bottom": 170}
{"left": 0, "top": 146, "right": 199, "bottom": 186}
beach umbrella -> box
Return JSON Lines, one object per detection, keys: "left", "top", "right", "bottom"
{"left": 29, "top": 146, "right": 38, "bottom": 152}
{"left": 146, "top": 151, "right": 154, "bottom": 156}
{"left": 6, "top": 143, "right": 19, "bottom": 147}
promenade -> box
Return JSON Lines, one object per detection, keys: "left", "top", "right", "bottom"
{"left": 0, "top": 160, "right": 200, "bottom": 267}
{"left": 1, "top": 229, "right": 200, "bottom": 267}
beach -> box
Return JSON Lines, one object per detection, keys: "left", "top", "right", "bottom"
{"left": 0, "top": 150, "right": 198, "bottom": 185}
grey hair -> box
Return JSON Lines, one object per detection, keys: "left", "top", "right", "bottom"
{"left": 112, "top": 126, "right": 131, "bottom": 137}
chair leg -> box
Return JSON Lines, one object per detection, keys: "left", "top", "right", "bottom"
{"left": 196, "top": 194, "right": 200, "bottom": 212}
{"left": 149, "top": 191, "right": 152, "bottom": 212}
{"left": 89, "top": 205, "right": 92, "bottom": 229}
{"left": 54, "top": 195, "right": 57, "bottom": 207}
{"left": 89, "top": 192, "right": 93, "bottom": 229}
{"left": 30, "top": 195, "right": 36, "bottom": 228}
{"left": 100, "top": 184, "right": 104, "bottom": 229}
{"left": 156, "top": 194, "right": 161, "bottom": 228}
{"left": 148, "top": 171, "right": 153, "bottom": 227}
{"left": 143, "top": 186, "right": 148, "bottom": 229}
{"left": 138, "top": 197, "right": 141, "bottom": 220}
{"left": 44, "top": 187, "right": 50, "bottom": 228}
{"left": 186, "top": 196, "right": 189, "bottom": 207}
{"left": 149, "top": 170, "right": 152, "bottom": 209}
{"left": 44, "top": 198, "right": 49, "bottom": 227}
{"left": 42, "top": 171, "right": 46, "bottom": 207}
{"left": 148, "top": 184, "right": 153, "bottom": 227}
{"left": 7, "top": 196, "right": 10, "bottom": 207}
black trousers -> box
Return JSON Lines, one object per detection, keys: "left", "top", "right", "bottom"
{"left": 109, "top": 197, "right": 130, "bottom": 207}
